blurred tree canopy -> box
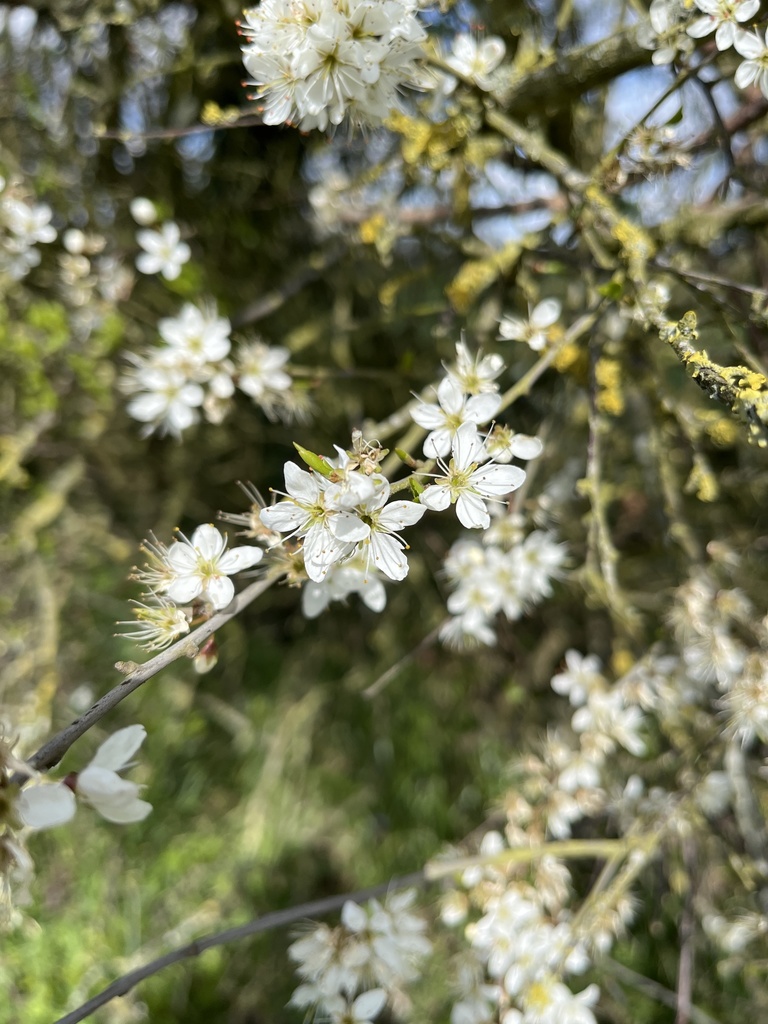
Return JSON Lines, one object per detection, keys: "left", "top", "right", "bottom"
{"left": 2, "top": 0, "right": 768, "bottom": 1022}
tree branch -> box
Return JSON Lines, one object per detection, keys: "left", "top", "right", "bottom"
{"left": 18, "top": 576, "right": 277, "bottom": 778}
{"left": 53, "top": 870, "right": 427, "bottom": 1024}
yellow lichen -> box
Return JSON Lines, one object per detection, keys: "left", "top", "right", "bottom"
{"left": 595, "top": 356, "right": 625, "bottom": 416}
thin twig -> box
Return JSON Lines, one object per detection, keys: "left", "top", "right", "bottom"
{"left": 675, "top": 836, "right": 696, "bottom": 1024}
{"left": 230, "top": 246, "right": 344, "bottom": 330}
{"left": 362, "top": 625, "right": 441, "bottom": 699}
{"left": 17, "top": 576, "right": 277, "bottom": 778}
{"left": 605, "top": 959, "right": 723, "bottom": 1024}
{"left": 53, "top": 870, "right": 427, "bottom": 1024}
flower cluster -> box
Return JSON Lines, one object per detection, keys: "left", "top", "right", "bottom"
{"left": 444, "top": 831, "right": 607, "bottom": 1024}
{"left": 120, "top": 301, "right": 296, "bottom": 437}
{"left": 239, "top": 0, "right": 428, "bottom": 131}
{"left": 638, "top": 0, "right": 768, "bottom": 100}
{"left": 16, "top": 726, "right": 152, "bottom": 829}
{"left": 289, "top": 889, "right": 432, "bottom": 1022}
{"left": 439, "top": 527, "right": 567, "bottom": 649}
{"left": 123, "top": 524, "right": 263, "bottom": 650}
{"left": 0, "top": 177, "right": 57, "bottom": 281}
{"left": 261, "top": 445, "right": 425, "bottom": 585}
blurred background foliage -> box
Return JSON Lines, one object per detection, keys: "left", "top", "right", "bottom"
{"left": 2, "top": 0, "right": 768, "bottom": 1021}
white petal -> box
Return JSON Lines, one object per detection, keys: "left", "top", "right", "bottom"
{"left": 453, "top": 422, "right": 483, "bottom": 469}
{"left": 456, "top": 492, "right": 490, "bottom": 529}
{"left": 359, "top": 578, "right": 387, "bottom": 612}
{"left": 78, "top": 766, "right": 139, "bottom": 802}
{"left": 437, "top": 375, "right": 464, "bottom": 414}
{"left": 89, "top": 725, "right": 147, "bottom": 771}
{"left": 411, "top": 402, "right": 448, "bottom": 430}
{"left": 95, "top": 797, "right": 152, "bottom": 823}
{"left": 190, "top": 524, "right": 226, "bottom": 559}
{"left": 509, "top": 435, "right": 544, "bottom": 459}
{"left": 165, "top": 575, "right": 204, "bottom": 603}
{"left": 301, "top": 581, "right": 332, "bottom": 618}
{"left": 531, "top": 298, "right": 561, "bottom": 327}
{"left": 205, "top": 575, "right": 235, "bottom": 609}
{"left": 283, "top": 461, "right": 319, "bottom": 502}
{"left": 377, "top": 500, "right": 426, "bottom": 530}
{"left": 17, "top": 783, "right": 76, "bottom": 829}
{"left": 260, "top": 503, "right": 308, "bottom": 532}
{"left": 423, "top": 428, "right": 453, "bottom": 458}
{"left": 330, "top": 512, "right": 370, "bottom": 542}
{"left": 471, "top": 463, "right": 526, "bottom": 496}
{"left": 341, "top": 900, "right": 368, "bottom": 931}
{"left": 218, "top": 546, "right": 263, "bottom": 573}
{"left": 352, "top": 988, "right": 387, "bottom": 1021}
{"left": 369, "top": 534, "right": 410, "bottom": 581}
{"left": 465, "top": 392, "right": 501, "bottom": 424}
{"left": 734, "top": 31, "right": 763, "bottom": 57}
{"left": 419, "top": 485, "right": 451, "bottom": 511}
{"left": 687, "top": 16, "right": 715, "bottom": 38}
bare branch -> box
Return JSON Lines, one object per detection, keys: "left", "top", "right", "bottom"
{"left": 18, "top": 576, "right": 277, "bottom": 778}
{"left": 53, "top": 870, "right": 427, "bottom": 1024}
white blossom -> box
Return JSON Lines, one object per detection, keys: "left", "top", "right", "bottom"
{"left": 240, "top": 0, "right": 428, "bottom": 132}
{"left": 236, "top": 339, "right": 291, "bottom": 399}
{"left": 412, "top": 376, "right": 501, "bottom": 458}
{"left": 3, "top": 198, "right": 57, "bottom": 245}
{"left": 420, "top": 422, "right": 526, "bottom": 530}
{"left": 443, "top": 33, "right": 506, "bottom": 91}
{"left": 135, "top": 220, "right": 191, "bottom": 280}
{"left": 498, "top": 299, "right": 561, "bottom": 352}
{"left": 687, "top": 0, "right": 760, "bottom": 50}
{"left": 164, "top": 523, "right": 263, "bottom": 610}
{"left": 734, "top": 28, "right": 768, "bottom": 98}
{"left": 17, "top": 726, "right": 152, "bottom": 829}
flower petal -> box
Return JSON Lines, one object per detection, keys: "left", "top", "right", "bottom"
{"left": 456, "top": 491, "right": 490, "bottom": 529}
{"left": 218, "top": 546, "right": 264, "bottom": 573}
{"left": 17, "top": 783, "right": 76, "bottom": 829}
{"left": 190, "top": 524, "right": 226, "bottom": 559}
{"left": 89, "top": 725, "right": 147, "bottom": 771}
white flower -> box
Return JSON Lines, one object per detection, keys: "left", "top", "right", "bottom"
{"left": 125, "top": 360, "right": 205, "bottom": 438}
{"left": 447, "top": 340, "right": 506, "bottom": 396}
{"left": 3, "top": 198, "right": 57, "bottom": 245}
{"left": 117, "top": 595, "right": 191, "bottom": 651}
{"left": 240, "top": 0, "right": 428, "bottom": 132}
{"left": 551, "top": 651, "right": 604, "bottom": 707}
{"left": 498, "top": 299, "right": 561, "bottom": 351}
{"left": 518, "top": 977, "right": 599, "bottom": 1024}
{"left": 334, "top": 478, "right": 426, "bottom": 582}
{"left": 136, "top": 221, "right": 191, "bottom": 280}
{"left": 734, "top": 28, "right": 768, "bottom": 98}
{"left": 260, "top": 462, "right": 355, "bottom": 582}
{"left": 412, "top": 376, "right": 501, "bottom": 458}
{"left": 444, "top": 33, "right": 506, "bottom": 90}
{"left": 687, "top": 0, "right": 759, "bottom": 50}
{"left": 484, "top": 425, "right": 544, "bottom": 463}
{"left": 158, "top": 302, "right": 231, "bottom": 365}
{"left": 17, "top": 725, "right": 152, "bottom": 829}
{"left": 236, "top": 340, "right": 291, "bottom": 399}
{"left": 164, "top": 524, "right": 263, "bottom": 609}
{"left": 420, "top": 422, "right": 526, "bottom": 529}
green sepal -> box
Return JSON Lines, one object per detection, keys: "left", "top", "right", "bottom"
{"left": 294, "top": 443, "right": 333, "bottom": 477}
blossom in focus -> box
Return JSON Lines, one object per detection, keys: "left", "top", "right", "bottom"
{"left": 164, "top": 523, "right": 263, "bottom": 609}
{"left": 240, "top": 0, "right": 428, "bottom": 132}
{"left": 17, "top": 725, "right": 152, "bottom": 829}
{"left": 498, "top": 299, "right": 561, "bottom": 352}
{"left": 443, "top": 33, "right": 506, "bottom": 91}
{"left": 136, "top": 221, "right": 191, "bottom": 280}
{"left": 734, "top": 29, "right": 768, "bottom": 98}
{"left": 484, "top": 425, "right": 543, "bottom": 464}
{"left": 687, "top": 0, "right": 759, "bottom": 50}
{"left": 412, "top": 376, "right": 501, "bottom": 458}
{"left": 420, "top": 422, "right": 525, "bottom": 529}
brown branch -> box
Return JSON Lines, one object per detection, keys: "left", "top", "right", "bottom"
{"left": 53, "top": 870, "right": 427, "bottom": 1024}
{"left": 17, "top": 576, "right": 276, "bottom": 778}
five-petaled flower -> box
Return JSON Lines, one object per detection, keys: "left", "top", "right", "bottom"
{"left": 164, "top": 523, "right": 263, "bottom": 610}
{"left": 420, "top": 422, "right": 526, "bottom": 530}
